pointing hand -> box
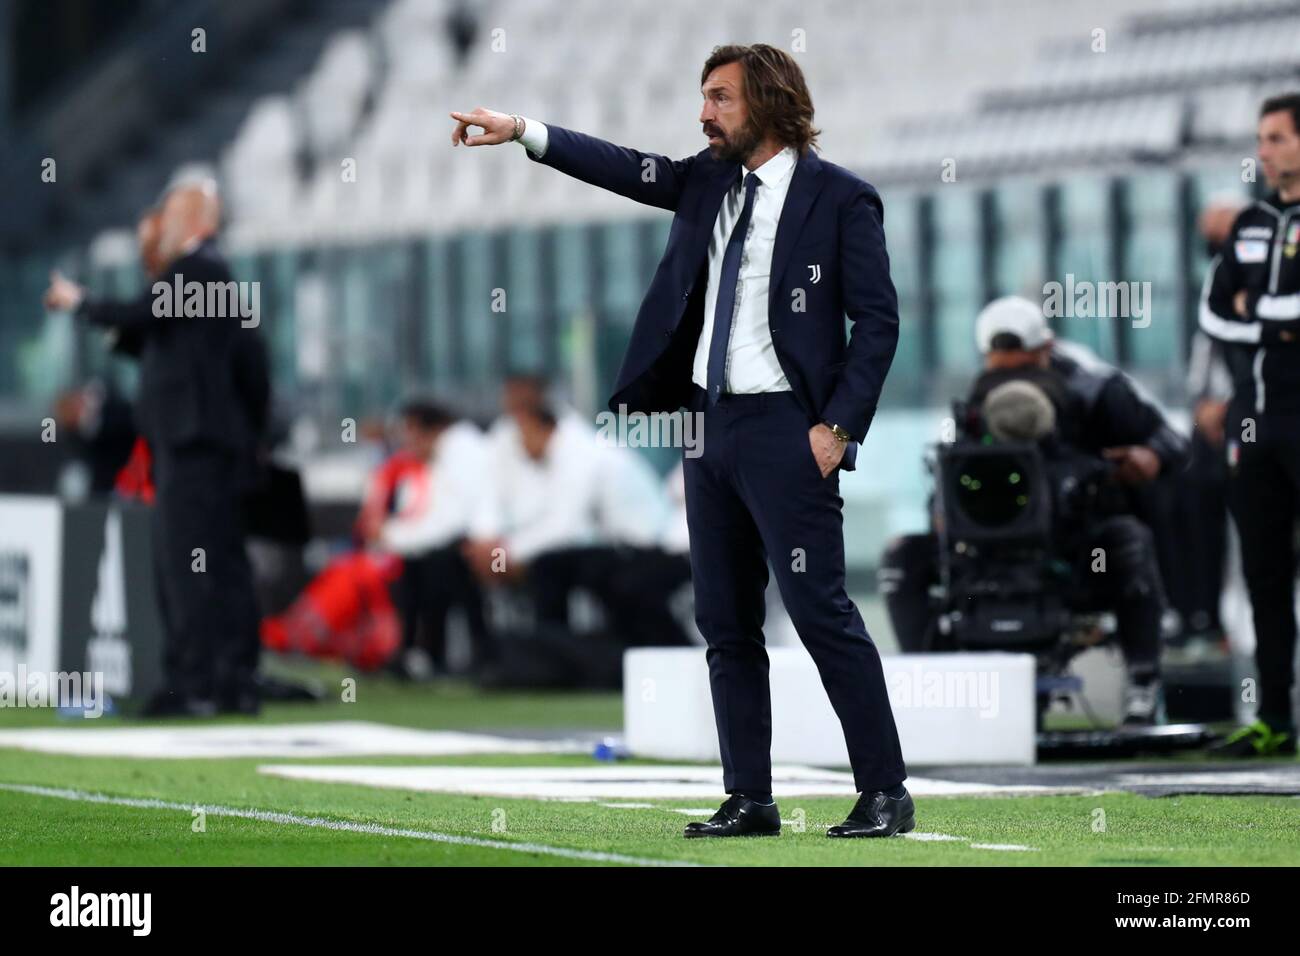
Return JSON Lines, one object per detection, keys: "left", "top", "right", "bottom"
{"left": 450, "top": 107, "right": 519, "bottom": 147}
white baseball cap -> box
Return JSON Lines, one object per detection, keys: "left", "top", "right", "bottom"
{"left": 975, "top": 296, "right": 1054, "bottom": 354}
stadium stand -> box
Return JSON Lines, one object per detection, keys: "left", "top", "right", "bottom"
{"left": 4, "top": 0, "right": 1298, "bottom": 563}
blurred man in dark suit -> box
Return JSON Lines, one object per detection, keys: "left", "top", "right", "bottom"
{"left": 45, "top": 180, "right": 270, "bottom": 715}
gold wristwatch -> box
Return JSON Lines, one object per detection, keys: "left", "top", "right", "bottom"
{"left": 825, "top": 422, "right": 852, "bottom": 443}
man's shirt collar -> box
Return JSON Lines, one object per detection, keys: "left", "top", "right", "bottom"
{"left": 740, "top": 145, "right": 797, "bottom": 189}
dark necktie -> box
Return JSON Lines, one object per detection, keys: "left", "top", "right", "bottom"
{"left": 706, "top": 171, "right": 762, "bottom": 404}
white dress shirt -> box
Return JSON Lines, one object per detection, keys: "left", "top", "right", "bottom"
{"left": 592, "top": 437, "right": 670, "bottom": 547}
{"left": 469, "top": 410, "right": 602, "bottom": 564}
{"left": 379, "top": 421, "right": 488, "bottom": 556}
{"left": 692, "top": 146, "right": 795, "bottom": 393}
{"left": 519, "top": 119, "right": 794, "bottom": 394}
{"left": 518, "top": 117, "right": 550, "bottom": 157}
{"left": 469, "top": 402, "right": 673, "bottom": 563}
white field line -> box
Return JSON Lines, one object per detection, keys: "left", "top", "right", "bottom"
{"left": 597, "top": 801, "right": 1040, "bottom": 852}
{"left": 0, "top": 782, "right": 704, "bottom": 867}
{"left": 970, "top": 843, "right": 1038, "bottom": 851}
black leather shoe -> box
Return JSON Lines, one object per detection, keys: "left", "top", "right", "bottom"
{"left": 683, "top": 795, "right": 781, "bottom": 838}
{"left": 827, "top": 787, "right": 916, "bottom": 838}
{"left": 141, "top": 688, "right": 218, "bottom": 718}
{"left": 217, "top": 686, "right": 262, "bottom": 716}
{"left": 255, "top": 673, "right": 324, "bottom": 702}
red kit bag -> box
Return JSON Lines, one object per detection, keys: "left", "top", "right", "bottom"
{"left": 261, "top": 551, "right": 403, "bottom": 670}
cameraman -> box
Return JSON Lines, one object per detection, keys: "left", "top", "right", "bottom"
{"left": 880, "top": 296, "right": 1188, "bottom": 725}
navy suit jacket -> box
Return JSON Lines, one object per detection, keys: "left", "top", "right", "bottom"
{"left": 527, "top": 125, "right": 900, "bottom": 471}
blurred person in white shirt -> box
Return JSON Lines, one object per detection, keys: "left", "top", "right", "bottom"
{"left": 465, "top": 374, "right": 695, "bottom": 651}
{"left": 360, "top": 397, "right": 495, "bottom": 678}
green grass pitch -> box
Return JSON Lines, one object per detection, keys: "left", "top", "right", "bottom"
{"left": 2, "top": 663, "right": 1298, "bottom": 867}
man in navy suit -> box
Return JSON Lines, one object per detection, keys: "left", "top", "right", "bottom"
{"left": 451, "top": 42, "right": 912, "bottom": 838}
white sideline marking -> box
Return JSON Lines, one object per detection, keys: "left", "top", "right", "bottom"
{"left": 0, "top": 782, "right": 701, "bottom": 868}
{"left": 0, "top": 721, "right": 588, "bottom": 760}
{"left": 970, "top": 843, "right": 1038, "bottom": 852}
{"left": 256, "top": 763, "right": 1077, "bottom": 799}
{"left": 1116, "top": 770, "right": 1300, "bottom": 788}
{"left": 902, "top": 832, "right": 1036, "bottom": 852}
{"left": 902, "top": 831, "right": 964, "bottom": 842}
{"left": 582, "top": 804, "right": 1036, "bottom": 850}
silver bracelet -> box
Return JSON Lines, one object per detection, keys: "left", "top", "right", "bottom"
{"left": 509, "top": 114, "right": 524, "bottom": 142}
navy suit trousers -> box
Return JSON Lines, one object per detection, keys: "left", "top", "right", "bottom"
{"left": 683, "top": 385, "right": 907, "bottom": 794}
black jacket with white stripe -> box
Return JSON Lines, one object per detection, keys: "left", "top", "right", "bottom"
{"left": 1199, "top": 191, "right": 1300, "bottom": 415}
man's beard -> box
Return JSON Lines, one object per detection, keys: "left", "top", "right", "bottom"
{"left": 706, "top": 120, "right": 764, "bottom": 165}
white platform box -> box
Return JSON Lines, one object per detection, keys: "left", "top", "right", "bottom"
{"left": 624, "top": 648, "right": 1037, "bottom": 767}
